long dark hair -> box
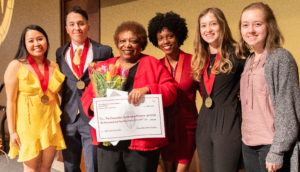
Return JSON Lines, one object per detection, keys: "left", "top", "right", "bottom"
{"left": 14, "top": 25, "right": 49, "bottom": 60}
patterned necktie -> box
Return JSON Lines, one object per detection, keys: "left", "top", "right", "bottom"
{"left": 73, "top": 47, "right": 82, "bottom": 66}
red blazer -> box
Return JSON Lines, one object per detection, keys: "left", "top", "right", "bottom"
{"left": 81, "top": 54, "right": 178, "bottom": 151}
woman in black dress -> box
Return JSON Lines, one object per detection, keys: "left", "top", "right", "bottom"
{"left": 191, "top": 8, "right": 245, "bottom": 172}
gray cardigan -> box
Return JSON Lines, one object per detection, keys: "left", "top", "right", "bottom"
{"left": 261, "top": 48, "right": 300, "bottom": 171}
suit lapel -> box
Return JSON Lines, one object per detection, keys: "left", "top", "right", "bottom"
{"left": 59, "top": 43, "right": 78, "bottom": 81}
{"left": 81, "top": 40, "right": 98, "bottom": 79}
{"left": 91, "top": 40, "right": 100, "bottom": 62}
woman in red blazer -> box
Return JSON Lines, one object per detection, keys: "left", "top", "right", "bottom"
{"left": 148, "top": 12, "right": 199, "bottom": 172}
{"left": 81, "top": 21, "right": 177, "bottom": 172}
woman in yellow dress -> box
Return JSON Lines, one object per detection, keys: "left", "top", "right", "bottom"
{"left": 4, "top": 25, "right": 66, "bottom": 172}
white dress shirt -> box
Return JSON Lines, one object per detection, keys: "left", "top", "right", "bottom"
{"left": 65, "top": 40, "right": 93, "bottom": 74}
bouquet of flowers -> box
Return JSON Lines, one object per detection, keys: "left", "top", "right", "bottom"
{"left": 88, "top": 61, "right": 128, "bottom": 98}
{"left": 88, "top": 61, "right": 128, "bottom": 146}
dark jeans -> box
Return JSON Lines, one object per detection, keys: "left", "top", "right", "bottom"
{"left": 97, "top": 147, "right": 160, "bottom": 172}
{"left": 242, "top": 142, "right": 291, "bottom": 172}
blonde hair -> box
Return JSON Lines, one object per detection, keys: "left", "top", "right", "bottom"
{"left": 191, "top": 8, "right": 240, "bottom": 82}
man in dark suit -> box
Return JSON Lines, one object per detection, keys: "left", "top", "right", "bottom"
{"left": 56, "top": 6, "right": 113, "bottom": 172}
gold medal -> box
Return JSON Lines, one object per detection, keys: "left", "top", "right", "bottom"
{"left": 76, "top": 80, "right": 85, "bottom": 90}
{"left": 205, "top": 96, "right": 213, "bottom": 108}
{"left": 41, "top": 95, "right": 49, "bottom": 104}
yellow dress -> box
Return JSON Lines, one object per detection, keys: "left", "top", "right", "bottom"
{"left": 8, "top": 63, "right": 66, "bottom": 162}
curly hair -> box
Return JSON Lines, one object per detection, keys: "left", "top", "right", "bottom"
{"left": 148, "top": 11, "right": 188, "bottom": 47}
{"left": 113, "top": 21, "right": 148, "bottom": 50}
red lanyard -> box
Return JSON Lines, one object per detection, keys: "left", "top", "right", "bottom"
{"left": 164, "top": 51, "right": 184, "bottom": 84}
{"left": 70, "top": 38, "right": 89, "bottom": 78}
{"left": 28, "top": 55, "right": 49, "bottom": 93}
{"left": 203, "top": 53, "right": 220, "bottom": 96}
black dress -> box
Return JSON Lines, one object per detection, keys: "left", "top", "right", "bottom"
{"left": 196, "top": 52, "right": 245, "bottom": 172}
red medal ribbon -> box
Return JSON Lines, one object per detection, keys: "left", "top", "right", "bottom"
{"left": 164, "top": 50, "right": 184, "bottom": 84}
{"left": 28, "top": 55, "right": 49, "bottom": 93}
{"left": 70, "top": 38, "right": 90, "bottom": 78}
{"left": 203, "top": 53, "right": 220, "bottom": 96}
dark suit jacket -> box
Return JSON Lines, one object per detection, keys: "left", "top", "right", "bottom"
{"left": 56, "top": 39, "right": 113, "bottom": 124}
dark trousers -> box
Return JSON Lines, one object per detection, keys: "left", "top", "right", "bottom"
{"left": 61, "top": 116, "right": 97, "bottom": 172}
{"left": 196, "top": 130, "right": 241, "bottom": 172}
{"left": 97, "top": 147, "right": 160, "bottom": 172}
{"left": 242, "top": 142, "right": 291, "bottom": 172}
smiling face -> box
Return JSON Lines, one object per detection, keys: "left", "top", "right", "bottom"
{"left": 25, "top": 30, "right": 48, "bottom": 58}
{"left": 118, "top": 30, "right": 142, "bottom": 63}
{"left": 65, "top": 12, "right": 90, "bottom": 46}
{"left": 200, "top": 12, "right": 221, "bottom": 48}
{"left": 241, "top": 8, "right": 267, "bottom": 51}
{"left": 156, "top": 27, "right": 179, "bottom": 57}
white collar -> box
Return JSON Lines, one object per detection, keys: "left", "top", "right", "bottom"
{"left": 71, "top": 40, "right": 89, "bottom": 52}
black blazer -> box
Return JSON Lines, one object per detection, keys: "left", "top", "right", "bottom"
{"left": 56, "top": 39, "right": 113, "bottom": 124}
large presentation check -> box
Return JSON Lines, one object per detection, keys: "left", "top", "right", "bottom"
{"left": 92, "top": 94, "right": 165, "bottom": 142}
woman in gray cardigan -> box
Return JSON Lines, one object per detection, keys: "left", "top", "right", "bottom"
{"left": 239, "top": 2, "right": 300, "bottom": 172}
